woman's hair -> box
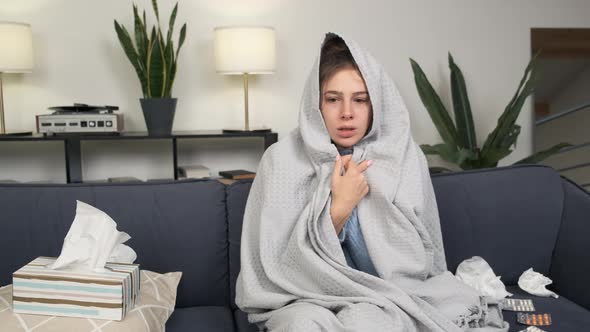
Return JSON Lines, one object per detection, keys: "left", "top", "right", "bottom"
{"left": 319, "top": 34, "right": 360, "bottom": 88}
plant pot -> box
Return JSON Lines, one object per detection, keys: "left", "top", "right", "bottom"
{"left": 140, "top": 98, "right": 177, "bottom": 136}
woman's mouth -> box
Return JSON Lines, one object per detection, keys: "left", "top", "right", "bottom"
{"left": 337, "top": 127, "right": 357, "bottom": 138}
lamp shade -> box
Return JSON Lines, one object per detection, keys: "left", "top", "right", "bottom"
{"left": 0, "top": 22, "right": 33, "bottom": 73}
{"left": 214, "top": 26, "right": 275, "bottom": 75}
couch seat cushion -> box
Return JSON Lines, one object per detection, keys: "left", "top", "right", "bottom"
{"left": 505, "top": 286, "right": 590, "bottom": 331}
{"left": 234, "top": 309, "right": 258, "bottom": 332}
{"left": 166, "top": 306, "right": 235, "bottom": 332}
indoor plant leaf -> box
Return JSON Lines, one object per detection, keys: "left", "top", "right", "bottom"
{"left": 177, "top": 23, "right": 187, "bottom": 57}
{"left": 132, "top": 5, "right": 148, "bottom": 96}
{"left": 151, "top": 0, "right": 160, "bottom": 22}
{"left": 164, "top": 40, "right": 174, "bottom": 97}
{"left": 420, "top": 143, "right": 459, "bottom": 164}
{"left": 480, "top": 125, "right": 521, "bottom": 167}
{"left": 114, "top": 20, "right": 146, "bottom": 94}
{"left": 411, "top": 59, "right": 459, "bottom": 148}
{"left": 147, "top": 34, "right": 166, "bottom": 98}
{"left": 421, "top": 144, "right": 478, "bottom": 168}
{"left": 167, "top": 3, "right": 178, "bottom": 44}
{"left": 513, "top": 143, "right": 572, "bottom": 165}
{"left": 133, "top": 6, "right": 148, "bottom": 67}
{"left": 449, "top": 53, "right": 477, "bottom": 151}
{"left": 482, "top": 53, "right": 539, "bottom": 156}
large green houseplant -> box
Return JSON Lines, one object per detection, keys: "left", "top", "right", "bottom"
{"left": 410, "top": 53, "right": 570, "bottom": 170}
{"left": 114, "top": 0, "right": 187, "bottom": 135}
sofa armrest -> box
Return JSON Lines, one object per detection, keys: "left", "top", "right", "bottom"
{"left": 550, "top": 178, "right": 590, "bottom": 310}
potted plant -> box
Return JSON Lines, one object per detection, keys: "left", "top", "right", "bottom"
{"left": 114, "top": 0, "right": 187, "bottom": 135}
{"left": 410, "top": 52, "right": 570, "bottom": 171}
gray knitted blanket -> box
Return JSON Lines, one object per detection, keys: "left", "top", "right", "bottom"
{"left": 235, "top": 32, "right": 509, "bottom": 332}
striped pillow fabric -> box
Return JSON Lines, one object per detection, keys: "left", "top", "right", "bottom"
{"left": 0, "top": 270, "right": 181, "bottom": 332}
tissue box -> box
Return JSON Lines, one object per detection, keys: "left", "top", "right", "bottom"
{"left": 12, "top": 256, "right": 140, "bottom": 321}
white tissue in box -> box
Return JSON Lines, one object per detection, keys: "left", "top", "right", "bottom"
{"left": 12, "top": 256, "right": 140, "bottom": 321}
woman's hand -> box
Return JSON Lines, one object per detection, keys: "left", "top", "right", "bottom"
{"left": 330, "top": 154, "right": 372, "bottom": 234}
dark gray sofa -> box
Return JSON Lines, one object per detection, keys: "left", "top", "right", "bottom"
{"left": 1, "top": 164, "right": 589, "bottom": 331}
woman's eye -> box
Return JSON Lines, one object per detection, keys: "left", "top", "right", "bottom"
{"left": 326, "top": 98, "right": 338, "bottom": 103}
{"left": 355, "top": 99, "right": 368, "bottom": 103}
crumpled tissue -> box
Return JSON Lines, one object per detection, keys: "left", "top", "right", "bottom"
{"left": 48, "top": 200, "right": 137, "bottom": 272}
{"left": 518, "top": 268, "right": 559, "bottom": 298}
{"left": 455, "top": 256, "right": 512, "bottom": 301}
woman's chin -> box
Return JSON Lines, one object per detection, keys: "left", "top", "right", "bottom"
{"left": 333, "top": 136, "right": 360, "bottom": 148}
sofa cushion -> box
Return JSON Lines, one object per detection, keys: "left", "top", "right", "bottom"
{"left": 0, "top": 180, "right": 229, "bottom": 308}
{"left": 504, "top": 286, "right": 590, "bottom": 331}
{"left": 234, "top": 309, "right": 259, "bottom": 332}
{"left": 166, "top": 306, "right": 235, "bottom": 332}
{"left": 432, "top": 165, "right": 564, "bottom": 284}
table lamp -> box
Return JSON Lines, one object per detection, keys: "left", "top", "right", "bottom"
{"left": 0, "top": 21, "right": 33, "bottom": 136}
{"left": 214, "top": 26, "right": 275, "bottom": 132}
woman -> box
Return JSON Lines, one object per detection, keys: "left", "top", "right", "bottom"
{"left": 236, "top": 33, "right": 508, "bottom": 331}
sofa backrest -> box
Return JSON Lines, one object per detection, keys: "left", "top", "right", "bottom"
{"left": 0, "top": 165, "right": 568, "bottom": 311}
{"left": 549, "top": 177, "right": 590, "bottom": 309}
{"left": 226, "top": 181, "right": 253, "bottom": 310}
{"left": 433, "top": 165, "right": 564, "bottom": 284}
{"left": 0, "top": 180, "right": 229, "bottom": 308}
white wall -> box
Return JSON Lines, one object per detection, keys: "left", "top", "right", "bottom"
{"left": 2, "top": 0, "right": 590, "bottom": 182}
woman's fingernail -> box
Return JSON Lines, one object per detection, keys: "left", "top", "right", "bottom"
{"left": 367, "top": 160, "right": 373, "bottom": 167}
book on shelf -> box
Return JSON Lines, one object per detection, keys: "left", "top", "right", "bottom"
{"left": 217, "top": 178, "right": 237, "bottom": 185}
{"left": 177, "top": 165, "right": 210, "bottom": 179}
{"left": 218, "top": 169, "right": 256, "bottom": 180}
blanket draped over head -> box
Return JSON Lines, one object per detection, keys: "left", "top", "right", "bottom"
{"left": 236, "top": 32, "right": 509, "bottom": 332}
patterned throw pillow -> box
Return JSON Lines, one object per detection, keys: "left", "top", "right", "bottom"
{"left": 0, "top": 270, "right": 181, "bottom": 332}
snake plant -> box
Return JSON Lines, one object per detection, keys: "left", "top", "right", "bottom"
{"left": 410, "top": 53, "right": 570, "bottom": 170}
{"left": 114, "top": 0, "right": 187, "bottom": 98}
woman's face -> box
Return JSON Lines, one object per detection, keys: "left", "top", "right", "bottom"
{"left": 320, "top": 67, "right": 372, "bottom": 149}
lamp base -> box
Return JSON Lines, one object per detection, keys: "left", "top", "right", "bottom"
{"left": 222, "top": 127, "right": 271, "bottom": 133}
{"left": 0, "top": 131, "right": 32, "bottom": 136}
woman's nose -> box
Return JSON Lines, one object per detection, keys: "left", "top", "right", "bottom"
{"left": 340, "top": 101, "right": 353, "bottom": 119}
